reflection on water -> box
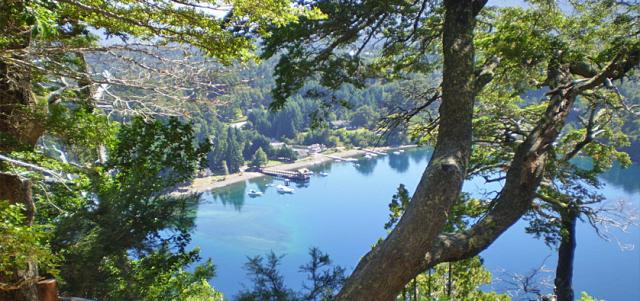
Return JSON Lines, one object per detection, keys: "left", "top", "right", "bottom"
{"left": 388, "top": 152, "right": 410, "bottom": 172}
{"left": 210, "top": 181, "right": 247, "bottom": 211}
{"left": 191, "top": 147, "right": 640, "bottom": 300}
{"left": 311, "top": 161, "right": 333, "bottom": 174}
{"left": 248, "top": 177, "right": 271, "bottom": 194}
{"left": 213, "top": 175, "right": 314, "bottom": 211}
{"left": 354, "top": 157, "right": 377, "bottom": 175}
{"left": 408, "top": 148, "right": 429, "bottom": 164}
{"left": 571, "top": 158, "right": 640, "bottom": 195}
{"left": 295, "top": 181, "right": 310, "bottom": 188}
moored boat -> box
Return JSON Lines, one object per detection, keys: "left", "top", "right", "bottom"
{"left": 276, "top": 184, "right": 294, "bottom": 193}
{"left": 248, "top": 189, "right": 263, "bottom": 197}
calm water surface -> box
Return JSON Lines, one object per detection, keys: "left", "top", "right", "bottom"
{"left": 190, "top": 148, "right": 640, "bottom": 300}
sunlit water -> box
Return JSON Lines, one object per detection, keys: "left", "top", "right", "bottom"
{"left": 190, "top": 148, "right": 640, "bottom": 300}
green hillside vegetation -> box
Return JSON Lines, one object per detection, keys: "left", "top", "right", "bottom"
{"left": 1, "top": 0, "right": 639, "bottom": 301}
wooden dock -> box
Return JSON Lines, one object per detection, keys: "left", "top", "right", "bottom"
{"left": 260, "top": 168, "right": 310, "bottom": 182}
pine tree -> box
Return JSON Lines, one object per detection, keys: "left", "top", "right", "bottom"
{"left": 252, "top": 147, "right": 268, "bottom": 168}
{"left": 225, "top": 127, "right": 244, "bottom": 173}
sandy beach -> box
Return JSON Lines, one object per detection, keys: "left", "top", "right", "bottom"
{"left": 179, "top": 146, "right": 416, "bottom": 194}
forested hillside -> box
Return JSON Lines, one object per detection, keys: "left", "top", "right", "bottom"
{"left": 1, "top": 1, "right": 639, "bottom": 301}
{"left": 103, "top": 55, "right": 419, "bottom": 176}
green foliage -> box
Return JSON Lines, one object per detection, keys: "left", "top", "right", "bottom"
{"left": 405, "top": 258, "right": 509, "bottom": 301}
{"left": 1, "top": 0, "right": 328, "bottom": 299}
{"left": 274, "top": 144, "right": 298, "bottom": 162}
{"left": 45, "top": 119, "right": 217, "bottom": 300}
{"left": 464, "top": 0, "right": 640, "bottom": 252}
{"left": 0, "top": 201, "right": 59, "bottom": 288}
{"left": 206, "top": 125, "right": 247, "bottom": 175}
{"left": 248, "top": 102, "right": 303, "bottom": 139}
{"left": 578, "top": 291, "right": 604, "bottom": 301}
{"left": 101, "top": 247, "right": 223, "bottom": 301}
{"left": 385, "top": 184, "right": 410, "bottom": 230}
{"left": 237, "top": 248, "right": 345, "bottom": 301}
{"left": 384, "top": 185, "right": 506, "bottom": 300}
{"left": 243, "top": 134, "right": 274, "bottom": 161}
{"left": 2, "top": 1, "right": 636, "bottom": 299}
{"left": 109, "top": 117, "right": 210, "bottom": 192}
{"left": 46, "top": 104, "right": 118, "bottom": 151}
{"left": 0, "top": 0, "right": 57, "bottom": 47}
{"left": 251, "top": 147, "right": 268, "bottom": 168}
{"left": 351, "top": 105, "right": 379, "bottom": 129}
{"left": 224, "top": 127, "right": 245, "bottom": 173}
{"left": 4, "top": 0, "right": 320, "bottom": 62}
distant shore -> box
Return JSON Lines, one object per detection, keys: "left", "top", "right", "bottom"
{"left": 178, "top": 145, "right": 416, "bottom": 194}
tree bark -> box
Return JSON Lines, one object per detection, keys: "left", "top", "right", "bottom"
{"left": 418, "top": 48, "right": 640, "bottom": 270}
{"left": 420, "top": 55, "right": 576, "bottom": 269}
{"left": 333, "top": 1, "right": 486, "bottom": 300}
{"left": 0, "top": 58, "right": 44, "bottom": 151}
{"left": 554, "top": 209, "right": 577, "bottom": 301}
{"left": 331, "top": 6, "right": 638, "bottom": 300}
{"left": 0, "top": 0, "right": 44, "bottom": 151}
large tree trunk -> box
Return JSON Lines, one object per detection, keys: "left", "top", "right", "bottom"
{"left": 334, "top": 1, "right": 486, "bottom": 300}
{"left": 330, "top": 5, "right": 639, "bottom": 299}
{"left": 554, "top": 209, "right": 577, "bottom": 301}
{"left": 416, "top": 49, "right": 639, "bottom": 272}
{"left": 419, "top": 55, "right": 576, "bottom": 268}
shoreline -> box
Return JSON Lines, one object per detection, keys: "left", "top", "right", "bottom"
{"left": 179, "top": 145, "right": 417, "bottom": 194}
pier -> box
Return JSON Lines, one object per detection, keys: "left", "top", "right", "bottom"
{"left": 260, "top": 168, "right": 311, "bottom": 182}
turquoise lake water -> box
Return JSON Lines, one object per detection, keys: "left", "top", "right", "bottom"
{"left": 190, "top": 148, "right": 640, "bottom": 300}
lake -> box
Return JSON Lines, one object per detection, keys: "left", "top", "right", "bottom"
{"left": 190, "top": 148, "right": 640, "bottom": 300}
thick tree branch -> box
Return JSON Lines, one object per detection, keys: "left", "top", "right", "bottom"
{"left": 417, "top": 46, "right": 640, "bottom": 269}
{"left": 334, "top": 1, "right": 486, "bottom": 300}
{"left": 577, "top": 48, "right": 640, "bottom": 92}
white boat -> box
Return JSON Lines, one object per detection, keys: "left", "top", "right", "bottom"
{"left": 364, "top": 154, "right": 373, "bottom": 159}
{"left": 398, "top": 149, "right": 405, "bottom": 153}
{"left": 319, "top": 172, "right": 329, "bottom": 177}
{"left": 392, "top": 151, "right": 401, "bottom": 155}
{"left": 248, "top": 189, "right": 263, "bottom": 197}
{"left": 276, "top": 184, "right": 294, "bottom": 193}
